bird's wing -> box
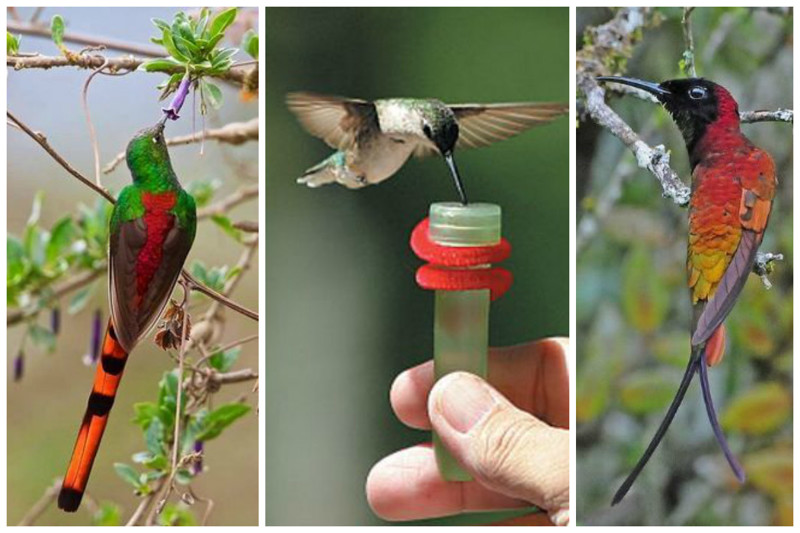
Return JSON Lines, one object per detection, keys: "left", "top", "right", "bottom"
{"left": 691, "top": 151, "right": 776, "bottom": 346}
{"left": 109, "top": 214, "right": 194, "bottom": 353}
{"left": 286, "top": 92, "right": 378, "bottom": 150}
{"left": 449, "top": 102, "right": 568, "bottom": 150}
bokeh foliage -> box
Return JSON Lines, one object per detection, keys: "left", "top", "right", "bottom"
{"left": 576, "top": 7, "right": 792, "bottom": 526}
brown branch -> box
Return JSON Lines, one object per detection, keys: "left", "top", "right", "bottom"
{"left": 7, "top": 110, "right": 115, "bottom": 202}
{"left": 17, "top": 479, "right": 61, "bottom": 526}
{"left": 681, "top": 7, "right": 697, "bottom": 77}
{"left": 7, "top": 53, "right": 255, "bottom": 86}
{"left": 103, "top": 119, "right": 259, "bottom": 174}
{"left": 7, "top": 110, "right": 259, "bottom": 323}
{"left": 7, "top": 19, "right": 166, "bottom": 57}
{"left": 198, "top": 185, "right": 259, "bottom": 219}
{"left": 210, "top": 368, "right": 259, "bottom": 385}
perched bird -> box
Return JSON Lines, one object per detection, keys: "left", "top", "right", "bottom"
{"left": 597, "top": 76, "right": 777, "bottom": 505}
{"left": 287, "top": 92, "right": 567, "bottom": 204}
{"left": 58, "top": 120, "right": 197, "bottom": 512}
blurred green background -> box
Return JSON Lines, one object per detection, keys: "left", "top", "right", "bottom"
{"left": 7, "top": 7, "right": 258, "bottom": 526}
{"left": 266, "top": 7, "right": 568, "bottom": 526}
{"left": 576, "top": 7, "right": 792, "bottom": 526}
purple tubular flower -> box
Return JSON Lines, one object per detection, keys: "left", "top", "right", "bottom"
{"left": 51, "top": 306, "right": 61, "bottom": 335}
{"left": 192, "top": 440, "right": 203, "bottom": 475}
{"left": 162, "top": 73, "right": 192, "bottom": 121}
{"left": 84, "top": 309, "right": 103, "bottom": 366}
{"left": 14, "top": 351, "right": 24, "bottom": 382}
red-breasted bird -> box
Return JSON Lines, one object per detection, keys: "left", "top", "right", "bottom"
{"left": 596, "top": 76, "right": 777, "bottom": 504}
{"left": 58, "top": 120, "right": 197, "bottom": 512}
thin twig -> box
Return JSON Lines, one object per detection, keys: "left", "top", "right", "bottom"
{"left": 81, "top": 57, "right": 111, "bottom": 188}
{"left": 681, "top": 7, "right": 697, "bottom": 77}
{"left": 198, "top": 185, "right": 259, "bottom": 219}
{"left": 17, "top": 479, "right": 61, "bottom": 526}
{"left": 102, "top": 119, "right": 259, "bottom": 174}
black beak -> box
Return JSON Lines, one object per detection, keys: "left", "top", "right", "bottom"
{"left": 156, "top": 114, "right": 168, "bottom": 129}
{"left": 444, "top": 152, "right": 468, "bottom": 205}
{"left": 596, "top": 76, "right": 671, "bottom": 99}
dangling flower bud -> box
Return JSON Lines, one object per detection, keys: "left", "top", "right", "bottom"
{"left": 51, "top": 306, "right": 61, "bottom": 335}
{"left": 83, "top": 309, "right": 102, "bottom": 366}
{"left": 14, "top": 351, "right": 24, "bottom": 382}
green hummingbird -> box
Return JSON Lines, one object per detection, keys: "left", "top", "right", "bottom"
{"left": 287, "top": 92, "right": 567, "bottom": 204}
{"left": 58, "top": 119, "right": 197, "bottom": 512}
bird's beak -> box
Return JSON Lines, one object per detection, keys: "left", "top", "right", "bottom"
{"left": 596, "top": 76, "right": 671, "bottom": 99}
{"left": 444, "top": 151, "right": 468, "bottom": 205}
{"left": 156, "top": 114, "right": 169, "bottom": 129}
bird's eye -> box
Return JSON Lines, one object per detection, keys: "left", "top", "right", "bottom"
{"left": 688, "top": 86, "right": 707, "bottom": 100}
{"left": 422, "top": 124, "right": 432, "bottom": 138}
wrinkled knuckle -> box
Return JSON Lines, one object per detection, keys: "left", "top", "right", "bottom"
{"left": 472, "top": 413, "right": 537, "bottom": 486}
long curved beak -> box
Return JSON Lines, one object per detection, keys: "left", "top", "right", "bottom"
{"left": 444, "top": 152, "right": 468, "bottom": 205}
{"left": 596, "top": 76, "right": 671, "bottom": 98}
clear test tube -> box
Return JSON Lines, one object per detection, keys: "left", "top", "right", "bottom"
{"left": 429, "top": 202, "right": 501, "bottom": 482}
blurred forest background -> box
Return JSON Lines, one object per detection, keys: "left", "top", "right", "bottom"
{"left": 576, "top": 7, "right": 792, "bottom": 526}
{"left": 266, "top": 7, "right": 568, "bottom": 526}
{"left": 7, "top": 7, "right": 258, "bottom": 526}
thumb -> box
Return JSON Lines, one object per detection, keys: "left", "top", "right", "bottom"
{"left": 428, "top": 371, "right": 569, "bottom": 525}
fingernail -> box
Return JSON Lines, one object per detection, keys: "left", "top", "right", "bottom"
{"left": 435, "top": 373, "right": 497, "bottom": 434}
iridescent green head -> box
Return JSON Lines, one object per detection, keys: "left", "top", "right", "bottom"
{"left": 125, "top": 121, "right": 177, "bottom": 189}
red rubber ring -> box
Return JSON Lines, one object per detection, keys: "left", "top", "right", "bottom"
{"left": 410, "top": 217, "right": 512, "bottom": 301}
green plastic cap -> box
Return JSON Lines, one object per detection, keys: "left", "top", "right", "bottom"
{"left": 428, "top": 202, "right": 501, "bottom": 247}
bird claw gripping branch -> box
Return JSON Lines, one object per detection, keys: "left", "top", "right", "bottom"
{"left": 410, "top": 218, "right": 512, "bottom": 300}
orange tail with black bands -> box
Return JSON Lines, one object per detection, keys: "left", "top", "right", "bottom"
{"left": 58, "top": 320, "right": 129, "bottom": 512}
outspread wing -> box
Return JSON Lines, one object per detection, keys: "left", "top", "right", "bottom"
{"left": 286, "top": 92, "right": 378, "bottom": 150}
{"left": 450, "top": 102, "right": 568, "bottom": 150}
{"left": 109, "top": 217, "right": 193, "bottom": 353}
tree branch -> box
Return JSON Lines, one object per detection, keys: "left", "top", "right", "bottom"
{"left": 102, "top": 119, "right": 259, "bottom": 174}
{"left": 7, "top": 53, "right": 254, "bottom": 86}
{"left": 7, "top": 19, "right": 166, "bottom": 57}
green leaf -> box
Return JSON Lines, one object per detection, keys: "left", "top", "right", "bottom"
{"left": 241, "top": 29, "right": 258, "bottom": 59}
{"left": 27, "top": 191, "right": 44, "bottom": 227}
{"left": 185, "top": 178, "right": 221, "bottom": 207}
{"left": 209, "top": 7, "right": 237, "bottom": 38}
{"left": 132, "top": 401, "right": 159, "bottom": 429}
{"left": 140, "top": 57, "right": 184, "bottom": 73}
{"left": 620, "top": 245, "right": 668, "bottom": 333}
{"left": 210, "top": 214, "right": 242, "bottom": 242}
{"left": 201, "top": 80, "right": 223, "bottom": 110}
{"left": 145, "top": 416, "right": 165, "bottom": 456}
{"left": 92, "top": 501, "right": 122, "bottom": 526}
{"left": 619, "top": 371, "right": 676, "bottom": 415}
{"left": 209, "top": 346, "right": 241, "bottom": 372}
{"left": 7, "top": 32, "right": 20, "bottom": 55}
{"left": 114, "top": 463, "right": 142, "bottom": 489}
{"left": 161, "top": 29, "right": 189, "bottom": 63}
{"left": 151, "top": 18, "right": 171, "bottom": 33}
{"left": 174, "top": 468, "right": 193, "bottom": 485}
{"left": 50, "top": 15, "right": 65, "bottom": 48}
{"left": 722, "top": 382, "right": 791, "bottom": 435}
{"left": 29, "top": 323, "right": 56, "bottom": 353}
{"left": 7, "top": 236, "right": 27, "bottom": 286}
{"left": 174, "top": 33, "right": 201, "bottom": 61}
{"left": 45, "top": 217, "right": 74, "bottom": 265}
{"left": 159, "top": 504, "right": 196, "bottom": 526}
{"left": 196, "top": 403, "right": 251, "bottom": 441}
{"left": 67, "top": 284, "right": 95, "bottom": 315}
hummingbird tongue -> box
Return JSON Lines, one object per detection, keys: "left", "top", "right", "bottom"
{"left": 444, "top": 152, "right": 468, "bottom": 205}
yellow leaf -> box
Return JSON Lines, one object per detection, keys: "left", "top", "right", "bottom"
{"left": 722, "top": 383, "right": 791, "bottom": 435}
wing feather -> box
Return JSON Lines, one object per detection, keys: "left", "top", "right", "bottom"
{"left": 286, "top": 92, "right": 378, "bottom": 150}
{"left": 451, "top": 102, "right": 568, "bottom": 150}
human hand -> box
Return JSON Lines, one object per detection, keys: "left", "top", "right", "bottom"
{"left": 366, "top": 338, "right": 570, "bottom": 526}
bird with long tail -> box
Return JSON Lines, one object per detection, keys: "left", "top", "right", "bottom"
{"left": 287, "top": 92, "right": 567, "bottom": 204}
{"left": 58, "top": 117, "right": 196, "bottom": 512}
{"left": 596, "top": 76, "right": 777, "bottom": 505}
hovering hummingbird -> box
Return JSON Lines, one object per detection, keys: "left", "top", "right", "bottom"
{"left": 287, "top": 92, "right": 567, "bottom": 204}
{"left": 596, "top": 76, "right": 777, "bottom": 505}
{"left": 58, "top": 119, "right": 197, "bottom": 512}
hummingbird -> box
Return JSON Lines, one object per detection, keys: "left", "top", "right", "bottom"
{"left": 597, "top": 76, "right": 777, "bottom": 505}
{"left": 58, "top": 119, "right": 197, "bottom": 512}
{"left": 287, "top": 92, "right": 567, "bottom": 204}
